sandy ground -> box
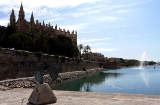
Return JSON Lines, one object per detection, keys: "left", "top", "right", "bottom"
{"left": 0, "top": 88, "right": 160, "bottom": 105}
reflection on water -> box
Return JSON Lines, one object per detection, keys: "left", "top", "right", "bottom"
{"left": 53, "top": 66, "right": 160, "bottom": 95}
{"left": 53, "top": 72, "right": 122, "bottom": 92}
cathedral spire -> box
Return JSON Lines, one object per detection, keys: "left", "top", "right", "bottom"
{"left": 12, "top": 9, "right": 14, "bottom": 13}
{"left": 10, "top": 9, "right": 16, "bottom": 27}
{"left": 30, "top": 11, "right": 34, "bottom": 25}
{"left": 43, "top": 21, "right": 45, "bottom": 26}
{"left": 18, "top": 3, "right": 25, "bottom": 21}
{"left": 55, "top": 24, "right": 57, "bottom": 30}
{"left": 20, "top": 3, "right": 23, "bottom": 11}
{"left": 72, "top": 30, "right": 74, "bottom": 34}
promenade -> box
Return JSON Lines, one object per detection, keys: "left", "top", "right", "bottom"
{"left": 0, "top": 88, "right": 160, "bottom": 105}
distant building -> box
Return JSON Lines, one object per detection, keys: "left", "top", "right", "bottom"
{"left": 107, "top": 58, "right": 123, "bottom": 63}
{"left": 82, "top": 52, "right": 105, "bottom": 62}
{"left": 103, "top": 58, "right": 140, "bottom": 69}
{"left": 9, "top": 3, "right": 77, "bottom": 45}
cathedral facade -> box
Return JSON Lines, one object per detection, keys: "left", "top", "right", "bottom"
{"left": 10, "top": 4, "right": 77, "bottom": 45}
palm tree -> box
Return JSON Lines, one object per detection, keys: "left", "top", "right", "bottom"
{"left": 83, "top": 45, "right": 91, "bottom": 53}
{"left": 86, "top": 45, "right": 91, "bottom": 53}
{"left": 78, "top": 44, "right": 84, "bottom": 57}
{"left": 83, "top": 47, "right": 87, "bottom": 54}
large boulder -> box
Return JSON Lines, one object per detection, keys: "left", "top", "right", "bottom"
{"left": 28, "top": 83, "right": 57, "bottom": 105}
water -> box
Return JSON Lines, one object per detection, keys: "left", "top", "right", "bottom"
{"left": 53, "top": 66, "right": 160, "bottom": 95}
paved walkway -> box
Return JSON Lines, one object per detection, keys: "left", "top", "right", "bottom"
{"left": 0, "top": 88, "right": 160, "bottom": 105}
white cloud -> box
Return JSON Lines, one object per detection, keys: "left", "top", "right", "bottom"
{"left": 107, "top": 4, "right": 126, "bottom": 10}
{"left": 0, "top": 0, "right": 102, "bottom": 8}
{"left": 127, "top": 0, "right": 152, "bottom": 7}
{"left": 77, "top": 37, "right": 115, "bottom": 53}
{"left": 59, "top": 23, "right": 88, "bottom": 31}
{"left": 116, "top": 9, "right": 129, "bottom": 14}
{"left": 78, "top": 42, "right": 105, "bottom": 48}
{"left": 78, "top": 30, "right": 97, "bottom": 34}
{"left": 92, "top": 48, "right": 115, "bottom": 52}
{"left": 87, "top": 42, "right": 105, "bottom": 47}
{"left": 78, "top": 4, "right": 106, "bottom": 12}
{"left": 70, "top": 5, "right": 106, "bottom": 18}
{"left": 95, "top": 16, "right": 120, "bottom": 22}
{"left": 46, "top": 18, "right": 64, "bottom": 23}
{"left": 0, "top": 7, "right": 12, "bottom": 13}
{"left": 0, "top": 18, "right": 9, "bottom": 26}
{"left": 71, "top": 10, "right": 100, "bottom": 18}
{"left": 0, "top": 0, "right": 104, "bottom": 24}
{"left": 105, "top": 0, "right": 152, "bottom": 11}
{"left": 78, "top": 37, "right": 110, "bottom": 43}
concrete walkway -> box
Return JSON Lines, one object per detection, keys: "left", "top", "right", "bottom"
{"left": 0, "top": 88, "right": 160, "bottom": 105}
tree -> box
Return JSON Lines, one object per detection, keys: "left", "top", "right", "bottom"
{"left": 0, "top": 25, "right": 15, "bottom": 48}
{"left": 0, "top": 25, "right": 79, "bottom": 58}
{"left": 0, "top": 26, "right": 6, "bottom": 46}
{"left": 9, "top": 32, "right": 32, "bottom": 50}
{"left": 78, "top": 44, "right": 84, "bottom": 57}
{"left": 47, "top": 35, "right": 79, "bottom": 57}
{"left": 83, "top": 45, "right": 91, "bottom": 54}
{"left": 86, "top": 45, "right": 91, "bottom": 52}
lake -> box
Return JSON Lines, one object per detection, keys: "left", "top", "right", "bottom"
{"left": 54, "top": 66, "right": 160, "bottom": 95}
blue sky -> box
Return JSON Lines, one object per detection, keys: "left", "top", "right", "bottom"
{"left": 0, "top": 0, "right": 160, "bottom": 61}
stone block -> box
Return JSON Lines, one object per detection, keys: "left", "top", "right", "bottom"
{"left": 28, "top": 83, "right": 57, "bottom": 105}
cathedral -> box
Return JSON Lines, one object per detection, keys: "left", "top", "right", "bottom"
{"left": 10, "top": 4, "right": 77, "bottom": 45}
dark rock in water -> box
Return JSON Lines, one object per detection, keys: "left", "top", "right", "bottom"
{"left": 28, "top": 83, "right": 57, "bottom": 105}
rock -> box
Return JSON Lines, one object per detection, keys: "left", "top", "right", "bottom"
{"left": 0, "top": 85, "right": 11, "bottom": 91}
{"left": 28, "top": 83, "right": 57, "bottom": 105}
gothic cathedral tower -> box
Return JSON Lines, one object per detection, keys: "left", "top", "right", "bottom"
{"left": 16, "top": 3, "right": 26, "bottom": 32}
{"left": 30, "top": 12, "right": 35, "bottom": 27}
{"left": 8, "top": 3, "right": 77, "bottom": 45}
{"left": 10, "top": 9, "right": 16, "bottom": 28}
{"left": 18, "top": 3, "right": 25, "bottom": 21}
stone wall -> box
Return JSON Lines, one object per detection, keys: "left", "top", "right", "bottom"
{"left": 0, "top": 68, "right": 102, "bottom": 89}
{"left": 0, "top": 48, "right": 101, "bottom": 80}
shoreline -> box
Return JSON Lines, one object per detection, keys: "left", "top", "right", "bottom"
{"left": 0, "top": 68, "right": 102, "bottom": 89}
{"left": 1, "top": 67, "right": 160, "bottom": 105}
{"left": 1, "top": 88, "right": 160, "bottom": 105}
{"left": 0, "top": 65, "right": 157, "bottom": 90}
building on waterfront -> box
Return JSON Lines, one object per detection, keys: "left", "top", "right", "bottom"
{"left": 9, "top": 3, "right": 77, "bottom": 45}
{"left": 103, "top": 58, "right": 140, "bottom": 69}
{"left": 103, "top": 57, "right": 125, "bottom": 69}
{"left": 82, "top": 52, "right": 105, "bottom": 62}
